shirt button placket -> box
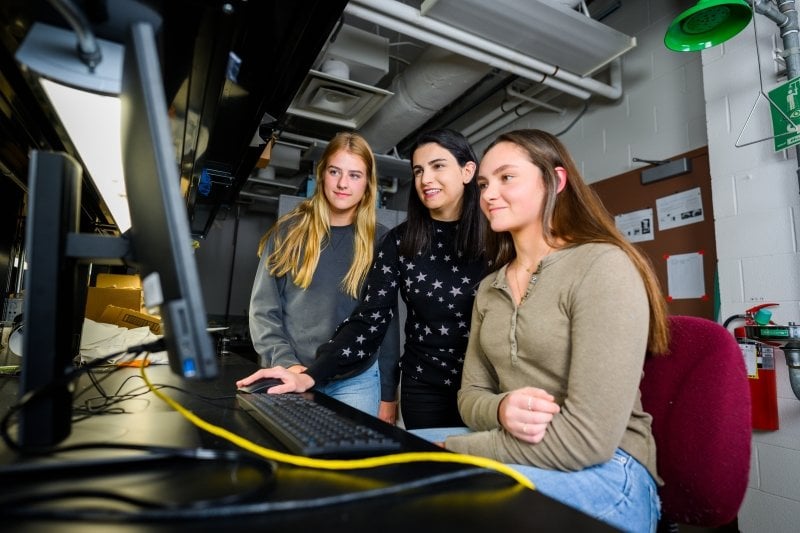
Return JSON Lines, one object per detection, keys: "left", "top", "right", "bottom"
{"left": 509, "top": 307, "right": 519, "bottom": 364}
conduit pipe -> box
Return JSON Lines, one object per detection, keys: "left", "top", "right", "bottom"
{"left": 348, "top": 0, "right": 625, "bottom": 100}
{"left": 466, "top": 56, "right": 621, "bottom": 143}
{"left": 505, "top": 86, "right": 565, "bottom": 113}
{"left": 749, "top": 0, "right": 800, "bottom": 400}
{"left": 460, "top": 84, "right": 552, "bottom": 138}
{"left": 463, "top": 86, "right": 566, "bottom": 144}
{"left": 771, "top": 0, "right": 800, "bottom": 401}
{"left": 468, "top": 96, "right": 557, "bottom": 145}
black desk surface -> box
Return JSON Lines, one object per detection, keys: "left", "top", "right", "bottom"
{"left": 0, "top": 353, "right": 614, "bottom": 531}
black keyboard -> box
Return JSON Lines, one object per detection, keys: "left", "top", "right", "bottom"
{"left": 237, "top": 392, "right": 403, "bottom": 457}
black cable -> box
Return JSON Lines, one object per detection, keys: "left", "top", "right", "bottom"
{"left": 72, "top": 373, "right": 161, "bottom": 418}
{"left": 224, "top": 203, "right": 241, "bottom": 323}
{"left": 63, "top": 370, "right": 236, "bottom": 425}
{"left": 0, "top": 442, "right": 258, "bottom": 471}
{"left": 0, "top": 464, "right": 489, "bottom": 522}
{"left": 0, "top": 343, "right": 508, "bottom": 523}
{"left": 723, "top": 314, "right": 748, "bottom": 329}
{"left": 0, "top": 339, "right": 166, "bottom": 451}
{"left": 0, "top": 443, "right": 277, "bottom": 516}
{"left": 555, "top": 100, "right": 590, "bottom": 137}
{"left": 3, "top": 489, "right": 165, "bottom": 510}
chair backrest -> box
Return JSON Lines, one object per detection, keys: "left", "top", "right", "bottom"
{"left": 640, "top": 315, "right": 751, "bottom": 527}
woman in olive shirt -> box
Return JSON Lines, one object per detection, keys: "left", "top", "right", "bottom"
{"left": 433, "top": 129, "right": 669, "bottom": 533}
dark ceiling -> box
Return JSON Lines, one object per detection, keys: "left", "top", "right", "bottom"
{"left": 0, "top": 0, "right": 624, "bottom": 238}
{"left": 0, "top": 0, "right": 349, "bottom": 236}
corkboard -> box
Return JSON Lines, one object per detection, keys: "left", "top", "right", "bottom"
{"left": 591, "top": 147, "right": 716, "bottom": 319}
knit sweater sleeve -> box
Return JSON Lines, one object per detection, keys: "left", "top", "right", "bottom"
{"left": 248, "top": 238, "right": 299, "bottom": 369}
{"left": 375, "top": 224, "right": 401, "bottom": 401}
{"left": 447, "top": 246, "right": 650, "bottom": 471}
{"left": 306, "top": 228, "right": 401, "bottom": 387}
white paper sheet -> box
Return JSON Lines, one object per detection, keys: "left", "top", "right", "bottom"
{"left": 666, "top": 252, "right": 705, "bottom": 299}
{"left": 80, "top": 318, "right": 167, "bottom": 364}
{"left": 656, "top": 187, "right": 704, "bottom": 231}
{"left": 615, "top": 208, "right": 655, "bottom": 243}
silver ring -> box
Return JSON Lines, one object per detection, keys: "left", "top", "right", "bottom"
{"left": 527, "top": 396, "right": 532, "bottom": 411}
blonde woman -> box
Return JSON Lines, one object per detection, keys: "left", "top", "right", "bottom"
{"left": 247, "top": 131, "right": 399, "bottom": 417}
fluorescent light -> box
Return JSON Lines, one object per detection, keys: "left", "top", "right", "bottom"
{"left": 40, "top": 79, "right": 131, "bottom": 232}
{"left": 16, "top": 22, "right": 130, "bottom": 232}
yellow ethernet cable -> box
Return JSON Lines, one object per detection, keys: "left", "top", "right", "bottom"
{"left": 140, "top": 365, "right": 535, "bottom": 491}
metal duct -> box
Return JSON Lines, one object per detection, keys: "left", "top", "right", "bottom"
{"left": 345, "top": 0, "right": 630, "bottom": 153}
{"left": 359, "top": 45, "right": 491, "bottom": 153}
{"left": 347, "top": 0, "right": 627, "bottom": 99}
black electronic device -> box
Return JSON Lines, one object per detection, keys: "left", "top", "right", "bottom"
{"left": 119, "top": 23, "right": 216, "bottom": 380}
{"left": 237, "top": 392, "right": 403, "bottom": 457}
{"left": 17, "top": 22, "right": 217, "bottom": 449}
{"left": 236, "top": 378, "right": 285, "bottom": 394}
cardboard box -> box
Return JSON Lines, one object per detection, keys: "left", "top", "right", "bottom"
{"left": 84, "top": 273, "right": 144, "bottom": 321}
{"left": 99, "top": 305, "right": 163, "bottom": 335}
{"left": 96, "top": 273, "right": 141, "bottom": 289}
{"left": 84, "top": 287, "right": 143, "bottom": 322}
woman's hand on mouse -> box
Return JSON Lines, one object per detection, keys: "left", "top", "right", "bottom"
{"left": 235, "top": 367, "right": 315, "bottom": 393}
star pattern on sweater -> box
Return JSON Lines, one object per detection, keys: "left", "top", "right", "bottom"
{"left": 326, "top": 222, "right": 486, "bottom": 390}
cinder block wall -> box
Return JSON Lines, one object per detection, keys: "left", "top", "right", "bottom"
{"left": 471, "top": 0, "right": 800, "bottom": 530}
{"left": 701, "top": 3, "right": 800, "bottom": 531}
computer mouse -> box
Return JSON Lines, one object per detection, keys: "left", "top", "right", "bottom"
{"left": 237, "top": 377, "right": 284, "bottom": 393}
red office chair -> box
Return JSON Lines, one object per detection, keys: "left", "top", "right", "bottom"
{"left": 641, "top": 315, "right": 751, "bottom": 528}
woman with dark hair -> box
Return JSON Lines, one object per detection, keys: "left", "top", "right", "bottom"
{"left": 238, "top": 129, "right": 486, "bottom": 429}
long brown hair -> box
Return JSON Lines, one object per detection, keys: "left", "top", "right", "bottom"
{"left": 257, "top": 131, "right": 378, "bottom": 298}
{"left": 483, "top": 129, "right": 669, "bottom": 353}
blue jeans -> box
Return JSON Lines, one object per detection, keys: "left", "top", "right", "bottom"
{"left": 316, "top": 358, "right": 380, "bottom": 417}
{"left": 411, "top": 427, "right": 660, "bottom": 533}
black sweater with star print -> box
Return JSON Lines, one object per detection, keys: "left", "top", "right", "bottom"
{"left": 306, "top": 220, "right": 487, "bottom": 397}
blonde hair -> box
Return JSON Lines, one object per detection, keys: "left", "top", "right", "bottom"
{"left": 484, "top": 129, "right": 669, "bottom": 354}
{"left": 257, "top": 132, "right": 378, "bottom": 298}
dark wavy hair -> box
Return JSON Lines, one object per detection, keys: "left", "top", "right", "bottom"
{"left": 400, "top": 129, "right": 484, "bottom": 261}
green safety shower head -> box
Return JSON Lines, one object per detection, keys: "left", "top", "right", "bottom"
{"left": 665, "top": 0, "right": 753, "bottom": 52}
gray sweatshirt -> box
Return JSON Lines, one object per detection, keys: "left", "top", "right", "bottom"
{"left": 248, "top": 223, "right": 400, "bottom": 400}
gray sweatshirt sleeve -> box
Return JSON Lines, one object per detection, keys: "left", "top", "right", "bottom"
{"left": 248, "top": 242, "right": 300, "bottom": 369}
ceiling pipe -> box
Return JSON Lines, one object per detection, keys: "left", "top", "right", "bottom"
{"left": 467, "top": 91, "right": 568, "bottom": 145}
{"left": 467, "top": 106, "right": 535, "bottom": 145}
{"left": 753, "top": 0, "right": 799, "bottom": 76}
{"left": 756, "top": 0, "right": 800, "bottom": 400}
{"left": 344, "top": 2, "right": 593, "bottom": 100}
{"left": 463, "top": 58, "right": 621, "bottom": 144}
{"left": 460, "top": 84, "right": 551, "bottom": 137}
{"left": 505, "top": 86, "right": 565, "bottom": 113}
{"left": 348, "top": 0, "right": 625, "bottom": 100}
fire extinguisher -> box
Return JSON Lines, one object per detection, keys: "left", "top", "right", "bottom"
{"left": 725, "top": 303, "right": 779, "bottom": 431}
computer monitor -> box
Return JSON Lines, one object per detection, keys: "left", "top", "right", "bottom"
{"left": 17, "top": 22, "right": 217, "bottom": 449}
